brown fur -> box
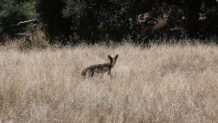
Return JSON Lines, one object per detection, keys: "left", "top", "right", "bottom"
{"left": 81, "top": 54, "right": 119, "bottom": 78}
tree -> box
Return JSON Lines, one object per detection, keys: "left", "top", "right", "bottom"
{"left": 0, "top": 0, "right": 38, "bottom": 41}
{"left": 36, "top": 0, "right": 72, "bottom": 44}
{"left": 63, "top": 0, "right": 127, "bottom": 44}
{"left": 39, "top": 0, "right": 218, "bottom": 45}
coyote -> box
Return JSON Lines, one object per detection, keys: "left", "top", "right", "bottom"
{"left": 81, "top": 54, "right": 119, "bottom": 78}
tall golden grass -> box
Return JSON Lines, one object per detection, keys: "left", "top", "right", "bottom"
{"left": 0, "top": 43, "right": 218, "bottom": 122}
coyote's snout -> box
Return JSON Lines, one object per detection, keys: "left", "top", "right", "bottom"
{"left": 81, "top": 54, "right": 119, "bottom": 78}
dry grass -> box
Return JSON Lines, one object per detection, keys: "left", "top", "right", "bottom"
{"left": 0, "top": 43, "right": 218, "bottom": 123}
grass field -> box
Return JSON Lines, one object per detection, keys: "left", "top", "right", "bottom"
{"left": 0, "top": 43, "right": 218, "bottom": 123}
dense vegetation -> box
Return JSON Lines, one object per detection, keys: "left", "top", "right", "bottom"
{"left": 1, "top": 43, "right": 218, "bottom": 122}
{"left": 1, "top": 0, "right": 218, "bottom": 45}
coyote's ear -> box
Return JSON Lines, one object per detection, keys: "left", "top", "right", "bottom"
{"left": 108, "top": 55, "right": 112, "bottom": 61}
{"left": 115, "top": 54, "right": 119, "bottom": 59}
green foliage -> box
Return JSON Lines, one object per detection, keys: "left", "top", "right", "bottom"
{"left": 61, "top": 0, "right": 218, "bottom": 44}
{"left": 62, "top": 0, "right": 174, "bottom": 43}
{"left": 62, "top": 0, "right": 129, "bottom": 43}
{"left": 22, "top": 1, "right": 38, "bottom": 19}
{"left": 0, "top": 1, "right": 26, "bottom": 34}
{"left": 0, "top": 0, "right": 38, "bottom": 41}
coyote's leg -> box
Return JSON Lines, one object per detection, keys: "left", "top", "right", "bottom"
{"left": 90, "top": 70, "right": 94, "bottom": 77}
{"left": 108, "top": 69, "right": 111, "bottom": 75}
{"left": 108, "top": 69, "right": 112, "bottom": 78}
